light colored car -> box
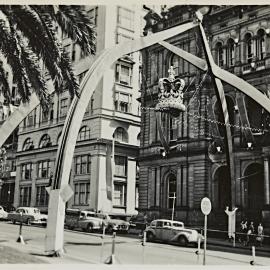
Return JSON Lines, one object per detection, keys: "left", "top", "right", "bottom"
{"left": 0, "top": 206, "right": 8, "bottom": 219}
{"left": 7, "top": 207, "right": 47, "bottom": 226}
{"left": 145, "top": 219, "right": 203, "bottom": 246}
{"left": 96, "top": 212, "right": 131, "bottom": 233}
{"left": 65, "top": 209, "right": 105, "bottom": 232}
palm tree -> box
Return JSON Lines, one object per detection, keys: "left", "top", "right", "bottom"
{"left": 0, "top": 5, "right": 96, "bottom": 110}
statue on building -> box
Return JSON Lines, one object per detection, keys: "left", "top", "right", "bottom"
{"left": 225, "top": 206, "right": 238, "bottom": 240}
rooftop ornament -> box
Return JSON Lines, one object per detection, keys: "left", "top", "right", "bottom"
{"left": 155, "top": 66, "right": 186, "bottom": 117}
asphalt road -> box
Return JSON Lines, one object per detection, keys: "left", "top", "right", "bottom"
{"left": 0, "top": 221, "right": 270, "bottom": 265}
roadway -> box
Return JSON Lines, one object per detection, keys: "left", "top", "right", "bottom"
{"left": 0, "top": 221, "right": 270, "bottom": 265}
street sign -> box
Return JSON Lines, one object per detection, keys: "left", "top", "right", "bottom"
{"left": 201, "top": 197, "right": 211, "bottom": 216}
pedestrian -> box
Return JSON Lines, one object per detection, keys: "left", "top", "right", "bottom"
{"left": 246, "top": 221, "right": 255, "bottom": 246}
{"left": 256, "top": 223, "right": 264, "bottom": 247}
{"left": 239, "top": 220, "right": 247, "bottom": 245}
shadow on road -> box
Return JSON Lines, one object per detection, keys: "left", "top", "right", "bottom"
{"left": 65, "top": 241, "right": 127, "bottom": 246}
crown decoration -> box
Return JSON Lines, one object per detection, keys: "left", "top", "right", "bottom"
{"left": 155, "top": 66, "right": 186, "bottom": 117}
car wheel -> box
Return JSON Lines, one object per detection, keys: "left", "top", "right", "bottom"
{"left": 178, "top": 235, "right": 188, "bottom": 246}
{"left": 87, "top": 224, "right": 93, "bottom": 233}
{"left": 146, "top": 232, "right": 155, "bottom": 242}
{"left": 26, "top": 218, "right": 31, "bottom": 226}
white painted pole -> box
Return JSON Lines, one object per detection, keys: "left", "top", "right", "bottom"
{"left": 250, "top": 246, "right": 256, "bottom": 265}
{"left": 171, "top": 192, "right": 176, "bottom": 221}
{"left": 142, "top": 231, "right": 146, "bottom": 264}
{"left": 100, "top": 226, "right": 106, "bottom": 263}
{"left": 203, "top": 215, "right": 207, "bottom": 265}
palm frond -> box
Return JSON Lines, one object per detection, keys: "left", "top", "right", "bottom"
{"left": 0, "top": 61, "right": 11, "bottom": 102}
{"left": 0, "top": 19, "right": 31, "bottom": 103}
{"left": 1, "top": 5, "right": 64, "bottom": 92}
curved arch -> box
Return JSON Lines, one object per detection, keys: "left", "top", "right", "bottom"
{"left": 22, "top": 137, "right": 34, "bottom": 151}
{"left": 77, "top": 125, "right": 90, "bottom": 141}
{"left": 39, "top": 134, "right": 51, "bottom": 148}
{"left": 52, "top": 21, "right": 198, "bottom": 190}
{"left": 113, "top": 127, "right": 128, "bottom": 143}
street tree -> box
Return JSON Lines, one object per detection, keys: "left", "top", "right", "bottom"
{"left": 0, "top": 5, "right": 96, "bottom": 110}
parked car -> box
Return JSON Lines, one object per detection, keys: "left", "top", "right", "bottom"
{"left": 7, "top": 207, "right": 47, "bottom": 226}
{"left": 65, "top": 209, "right": 105, "bottom": 232}
{"left": 96, "top": 212, "right": 131, "bottom": 233}
{"left": 145, "top": 219, "right": 203, "bottom": 246}
{"left": 128, "top": 213, "right": 148, "bottom": 233}
{"left": 0, "top": 206, "right": 8, "bottom": 220}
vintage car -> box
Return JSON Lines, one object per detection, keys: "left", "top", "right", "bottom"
{"left": 145, "top": 219, "right": 203, "bottom": 246}
{"left": 65, "top": 209, "right": 105, "bottom": 232}
{"left": 7, "top": 207, "right": 47, "bottom": 226}
{"left": 0, "top": 206, "right": 8, "bottom": 220}
{"left": 96, "top": 212, "right": 131, "bottom": 233}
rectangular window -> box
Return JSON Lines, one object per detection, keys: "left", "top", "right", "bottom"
{"left": 36, "top": 186, "right": 49, "bottom": 206}
{"left": 116, "top": 33, "right": 133, "bottom": 44}
{"left": 21, "top": 163, "right": 32, "bottom": 180}
{"left": 87, "top": 7, "right": 98, "bottom": 25}
{"left": 75, "top": 155, "right": 91, "bottom": 175}
{"left": 19, "top": 186, "right": 31, "bottom": 206}
{"left": 114, "top": 92, "right": 132, "bottom": 113}
{"left": 74, "top": 182, "right": 90, "bottom": 205}
{"left": 114, "top": 156, "right": 127, "bottom": 177}
{"left": 27, "top": 109, "right": 36, "bottom": 127}
{"left": 113, "top": 182, "right": 126, "bottom": 206}
{"left": 60, "top": 98, "right": 69, "bottom": 118}
{"left": 115, "top": 64, "right": 133, "bottom": 86}
{"left": 37, "top": 160, "right": 52, "bottom": 178}
{"left": 117, "top": 7, "right": 134, "bottom": 31}
{"left": 169, "top": 117, "right": 178, "bottom": 141}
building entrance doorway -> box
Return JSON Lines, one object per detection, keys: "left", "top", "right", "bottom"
{"left": 244, "top": 163, "right": 264, "bottom": 222}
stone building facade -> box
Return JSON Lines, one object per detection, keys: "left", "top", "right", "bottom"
{"left": 14, "top": 5, "right": 146, "bottom": 215}
{"left": 139, "top": 5, "right": 270, "bottom": 229}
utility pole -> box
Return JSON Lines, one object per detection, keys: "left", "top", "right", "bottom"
{"left": 169, "top": 192, "right": 176, "bottom": 221}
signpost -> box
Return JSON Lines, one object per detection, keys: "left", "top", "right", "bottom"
{"left": 200, "top": 197, "right": 212, "bottom": 265}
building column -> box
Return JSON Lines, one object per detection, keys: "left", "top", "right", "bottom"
{"left": 30, "top": 162, "right": 37, "bottom": 207}
{"left": 13, "top": 164, "right": 21, "bottom": 207}
{"left": 264, "top": 157, "right": 270, "bottom": 205}
{"left": 126, "top": 158, "right": 136, "bottom": 214}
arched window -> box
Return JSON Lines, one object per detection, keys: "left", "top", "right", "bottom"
{"left": 215, "top": 42, "right": 224, "bottom": 67}
{"left": 256, "top": 29, "right": 266, "bottom": 60}
{"left": 113, "top": 127, "right": 128, "bottom": 143}
{"left": 77, "top": 126, "right": 90, "bottom": 141}
{"left": 226, "top": 39, "right": 235, "bottom": 67}
{"left": 245, "top": 33, "right": 254, "bottom": 63}
{"left": 39, "top": 134, "right": 51, "bottom": 148}
{"left": 167, "top": 174, "right": 177, "bottom": 209}
{"left": 22, "top": 138, "right": 34, "bottom": 151}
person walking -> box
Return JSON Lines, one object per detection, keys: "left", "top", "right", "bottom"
{"left": 239, "top": 220, "right": 247, "bottom": 245}
{"left": 247, "top": 221, "right": 255, "bottom": 246}
{"left": 256, "top": 223, "right": 264, "bottom": 247}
